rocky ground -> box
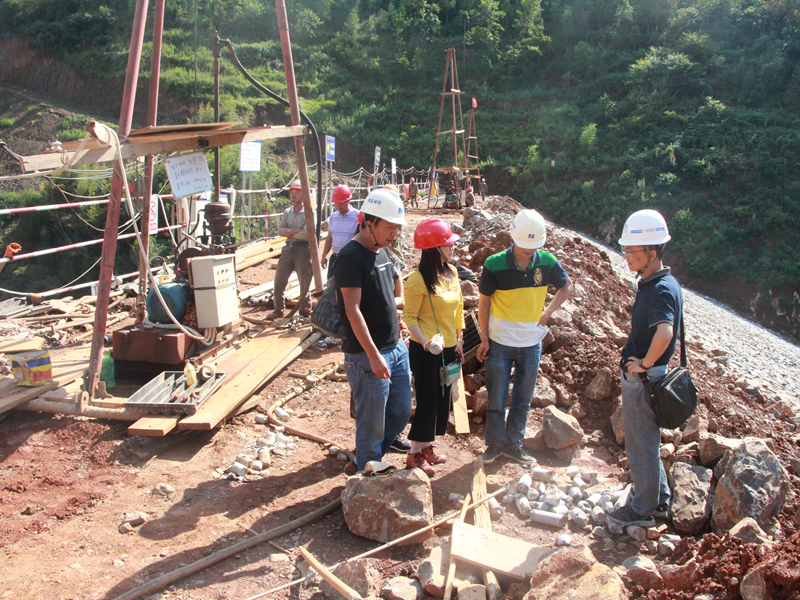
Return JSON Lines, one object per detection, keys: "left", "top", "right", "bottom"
{"left": 0, "top": 197, "right": 799, "bottom": 600}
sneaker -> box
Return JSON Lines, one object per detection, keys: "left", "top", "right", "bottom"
{"left": 606, "top": 505, "right": 655, "bottom": 528}
{"left": 388, "top": 436, "right": 411, "bottom": 454}
{"left": 652, "top": 503, "right": 670, "bottom": 519}
{"left": 503, "top": 446, "right": 537, "bottom": 465}
{"left": 406, "top": 452, "right": 436, "bottom": 477}
{"left": 421, "top": 444, "right": 447, "bottom": 465}
{"left": 266, "top": 310, "right": 285, "bottom": 320}
{"left": 344, "top": 460, "right": 359, "bottom": 476}
{"left": 480, "top": 446, "right": 504, "bottom": 464}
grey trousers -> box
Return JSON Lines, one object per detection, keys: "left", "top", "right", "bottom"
{"left": 273, "top": 243, "right": 313, "bottom": 313}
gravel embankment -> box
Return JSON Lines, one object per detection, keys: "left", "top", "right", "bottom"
{"left": 558, "top": 227, "right": 800, "bottom": 409}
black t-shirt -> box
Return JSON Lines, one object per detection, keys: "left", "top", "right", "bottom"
{"left": 334, "top": 240, "right": 399, "bottom": 354}
{"left": 622, "top": 269, "right": 683, "bottom": 367}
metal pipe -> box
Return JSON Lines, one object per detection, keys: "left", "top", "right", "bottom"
{"left": 213, "top": 32, "right": 222, "bottom": 203}
{"left": 138, "top": 0, "right": 166, "bottom": 323}
{"left": 87, "top": 0, "right": 150, "bottom": 398}
{"left": 275, "top": 0, "right": 323, "bottom": 294}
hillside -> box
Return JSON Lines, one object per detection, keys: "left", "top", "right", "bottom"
{"left": 1, "top": 0, "right": 800, "bottom": 336}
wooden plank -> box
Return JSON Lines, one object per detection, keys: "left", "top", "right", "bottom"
{"left": 0, "top": 382, "right": 59, "bottom": 413}
{"left": 20, "top": 125, "right": 308, "bottom": 172}
{"left": 128, "top": 415, "right": 181, "bottom": 437}
{"left": 0, "top": 338, "right": 45, "bottom": 353}
{"left": 472, "top": 458, "right": 502, "bottom": 600}
{"left": 178, "top": 328, "right": 312, "bottom": 430}
{"left": 451, "top": 522, "right": 555, "bottom": 580}
{"left": 451, "top": 375, "right": 470, "bottom": 434}
{"left": 129, "top": 122, "right": 242, "bottom": 136}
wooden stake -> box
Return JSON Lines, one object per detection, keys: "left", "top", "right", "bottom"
{"left": 443, "top": 493, "right": 471, "bottom": 600}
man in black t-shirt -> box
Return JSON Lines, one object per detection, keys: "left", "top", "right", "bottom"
{"left": 334, "top": 188, "right": 411, "bottom": 473}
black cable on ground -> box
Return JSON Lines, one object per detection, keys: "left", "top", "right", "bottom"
{"left": 222, "top": 39, "right": 324, "bottom": 241}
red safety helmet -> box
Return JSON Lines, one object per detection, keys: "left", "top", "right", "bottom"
{"left": 289, "top": 180, "right": 302, "bottom": 190}
{"left": 357, "top": 211, "right": 364, "bottom": 225}
{"left": 467, "top": 186, "right": 473, "bottom": 192}
{"left": 414, "top": 218, "right": 460, "bottom": 249}
{"left": 332, "top": 184, "right": 352, "bottom": 203}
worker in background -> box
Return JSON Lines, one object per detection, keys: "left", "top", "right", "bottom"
{"left": 464, "top": 186, "right": 475, "bottom": 207}
{"left": 443, "top": 180, "right": 460, "bottom": 209}
{"left": 268, "top": 180, "right": 314, "bottom": 319}
{"left": 408, "top": 177, "right": 419, "bottom": 209}
{"left": 477, "top": 209, "right": 572, "bottom": 465}
{"left": 321, "top": 184, "right": 359, "bottom": 280}
{"left": 480, "top": 177, "right": 488, "bottom": 201}
{"left": 0, "top": 243, "right": 21, "bottom": 274}
{"left": 607, "top": 210, "right": 680, "bottom": 529}
{"left": 335, "top": 188, "right": 411, "bottom": 474}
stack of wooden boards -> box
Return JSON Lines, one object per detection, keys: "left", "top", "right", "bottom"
{"left": 127, "top": 325, "right": 319, "bottom": 436}
{"left": 235, "top": 238, "right": 286, "bottom": 271}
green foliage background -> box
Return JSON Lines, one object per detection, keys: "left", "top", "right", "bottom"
{"left": 2, "top": 0, "right": 800, "bottom": 305}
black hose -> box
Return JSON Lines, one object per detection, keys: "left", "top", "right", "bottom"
{"left": 221, "top": 39, "right": 323, "bottom": 241}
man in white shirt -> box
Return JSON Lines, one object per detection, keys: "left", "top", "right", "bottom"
{"left": 320, "top": 184, "right": 359, "bottom": 280}
{"left": 268, "top": 180, "right": 315, "bottom": 319}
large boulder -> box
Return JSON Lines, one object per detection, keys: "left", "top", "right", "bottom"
{"left": 548, "top": 327, "right": 582, "bottom": 351}
{"left": 469, "top": 246, "right": 494, "bottom": 271}
{"left": 681, "top": 413, "right": 708, "bottom": 443}
{"left": 711, "top": 439, "right": 790, "bottom": 533}
{"left": 523, "top": 546, "right": 627, "bottom": 600}
{"left": 583, "top": 368, "right": 614, "bottom": 401}
{"left": 382, "top": 577, "right": 425, "bottom": 600}
{"left": 542, "top": 406, "right": 583, "bottom": 450}
{"left": 668, "top": 462, "right": 713, "bottom": 535}
{"left": 342, "top": 469, "right": 434, "bottom": 543}
{"left": 321, "top": 559, "right": 382, "bottom": 600}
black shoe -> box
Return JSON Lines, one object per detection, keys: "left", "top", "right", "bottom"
{"left": 606, "top": 505, "right": 655, "bottom": 528}
{"left": 652, "top": 503, "right": 670, "bottom": 519}
{"left": 480, "top": 446, "right": 504, "bottom": 464}
{"left": 503, "top": 446, "right": 537, "bottom": 465}
{"left": 388, "top": 436, "right": 411, "bottom": 454}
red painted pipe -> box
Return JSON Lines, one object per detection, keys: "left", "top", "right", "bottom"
{"left": 87, "top": 0, "right": 150, "bottom": 397}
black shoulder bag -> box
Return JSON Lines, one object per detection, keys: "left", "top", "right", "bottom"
{"left": 638, "top": 308, "right": 698, "bottom": 429}
{"left": 310, "top": 276, "right": 347, "bottom": 339}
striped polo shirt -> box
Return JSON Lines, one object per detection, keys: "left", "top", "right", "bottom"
{"left": 478, "top": 246, "right": 569, "bottom": 347}
{"left": 328, "top": 208, "right": 360, "bottom": 254}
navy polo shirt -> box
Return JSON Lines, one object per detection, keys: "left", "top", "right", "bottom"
{"left": 621, "top": 268, "right": 683, "bottom": 367}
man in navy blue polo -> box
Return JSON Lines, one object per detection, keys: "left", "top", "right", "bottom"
{"left": 607, "top": 209, "right": 682, "bottom": 528}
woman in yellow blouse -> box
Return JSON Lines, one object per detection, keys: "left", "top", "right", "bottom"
{"left": 403, "top": 218, "right": 465, "bottom": 476}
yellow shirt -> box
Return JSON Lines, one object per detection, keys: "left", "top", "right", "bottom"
{"left": 404, "top": 267, "right": 465, "bottom": 347}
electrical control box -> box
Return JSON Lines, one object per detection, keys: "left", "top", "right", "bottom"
{"left": 189, "top": 255, "right": 239, "bottom": 328}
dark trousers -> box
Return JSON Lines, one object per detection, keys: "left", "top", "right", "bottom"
{"left": 326, "top": 253, "right": 338, "bottom": 280}
{"left": 408, "top": 340, "right": 455, "bottom": 443}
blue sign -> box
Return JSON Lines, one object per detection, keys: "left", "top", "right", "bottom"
{"left": 374, "top": 146, "right": 381, "bottom": 167}
{"left": 325, "top": 135, "right": 335, "bottom": 162}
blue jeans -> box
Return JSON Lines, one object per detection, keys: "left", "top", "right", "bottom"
{"left": 620, "top": 368, "right": 671, "bottom": 515}
{"left": 484, "top": 340, "right": 541, "bottom": 449}
{"left": 345, "top": 342, "right": 412, "bottom": 470}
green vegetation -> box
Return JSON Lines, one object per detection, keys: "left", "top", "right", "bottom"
{"left": 1, "top": 0, "right": 800, "bottom": 306}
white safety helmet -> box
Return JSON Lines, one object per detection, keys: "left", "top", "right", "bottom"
{"left": 618, "top": 209, "right": 671, "bottom": 246}
{"left": 361, "top": 188, "right": 407, "bottom": 225}
{"left": 510, "top": 209, "right": 547, "bottom": 249}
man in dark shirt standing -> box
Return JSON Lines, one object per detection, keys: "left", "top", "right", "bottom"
{"left": 335, "top": 188, "right": 411, "bottom": 473}
{"left": 607, "top": 209, "right": 682, "bottom": 528}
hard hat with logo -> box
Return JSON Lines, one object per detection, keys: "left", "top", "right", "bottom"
{"left": 332, "top": 184, "right": 352, "bottom": 204}
{"left": 414, "top": 218, "right": 460, "bottom": 249}
{"left": 618, "top": 209, "right": 671, "bottom": 246}
{"left": 289, "top": 180, "right": 302, "bottom": 190}
{"left": 510, "top": 209, "right": 547, "bottom": 249}
{"left": 362, "top": 189, "right": 406, "bottom": 225}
